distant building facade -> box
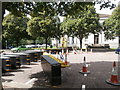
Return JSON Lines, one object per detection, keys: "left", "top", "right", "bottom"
{"left": 52, "top": 14, "right": 118, "bottom": 49}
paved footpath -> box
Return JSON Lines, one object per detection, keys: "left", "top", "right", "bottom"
{"left": 2, "top": 51, "right": 120, "bottom": 89}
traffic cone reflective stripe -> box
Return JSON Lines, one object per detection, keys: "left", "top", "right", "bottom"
{"left": 79, "top": 57, "right": 90, "bottom": 74}
{"left": 62, "top": 49, "right": 64, "bottom": 55}
{"left": 106, "top": 61, "right": 120, "bottom": 86}
{"left": 56, "top": 52, "right": 59, "bottom": 59}
{"left": 66, "top": 49, "right": 69, "bottom": 55}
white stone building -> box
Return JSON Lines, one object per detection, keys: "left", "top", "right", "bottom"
{"left": 52, "top": 14, "right": 118, "bottom": 49}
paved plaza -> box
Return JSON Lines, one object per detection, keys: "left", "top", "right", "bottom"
{"left": 1, "top": 51, "right": 120, "bottom": 89}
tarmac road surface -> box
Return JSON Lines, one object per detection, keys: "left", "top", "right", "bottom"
{"left": 1, "top": 51, "right": 120, "bottom": 89}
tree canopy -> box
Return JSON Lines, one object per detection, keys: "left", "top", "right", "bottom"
{"left": 2, "top": 13, "right": 30, "bottom": 46}
{"left": 103, "top": 5, "right": 120, "bottom": 46}
{"left": 27, "top": 14, "right": 60, "bottom": 49}
{"left": 103, "top": 5, "right": 120, "bottom": 38}
{"left": 1, "top": 1, "right": 117, "bottom": 48}
{"left": 61, "top": 4, "right": 101, "bottom": 49}
{"left": 2, "top": 1, "right": 116, "bottom": 19}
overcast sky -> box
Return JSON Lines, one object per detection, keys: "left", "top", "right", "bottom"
{"left": 94, "top": 0, "right": 119, "bottom": 15}
{"left": 95, "top": 4, "right": 114, "bottom": 15}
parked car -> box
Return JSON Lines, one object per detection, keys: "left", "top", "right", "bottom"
{"left": 115, "top": 47, "right": 120, "bottom": 54}
{"left": 36, "top": 44, "right": 50, "bottom": 48}
{"left": 25, "top": 45, "right": 37, "bottom": 48}
{"left": 11, "top": 45, "right": 29, "bottom": 52}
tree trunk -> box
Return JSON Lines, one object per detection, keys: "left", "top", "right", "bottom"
{"left": 56, "top": 38, "right": 58, "bottom": 48}
{"left": 118, "top": 36, "right": 120, "bottom": 48}
{"left": 2, "top": 2, "right": 5, "bottom": 22}
{"left": 16, "top": 40, "right": 19, "bottom": 47}
{"left": 118, "top": 36, "right": 120, "bottom": 85}
{"left": 45, "top": 37, "right": 48, "bottom": 49}
{"left": 79, "top": 38, "right": 82, "bottom": 50}
{"left": 33, "top": 40, "right": 36, "bottom": 45}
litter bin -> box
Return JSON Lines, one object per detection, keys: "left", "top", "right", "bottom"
{"left": 2, "top": 54, "right": 21, "bottom": 69}
{"left": 0, "top": 56, "right": 11, "bottom": 73}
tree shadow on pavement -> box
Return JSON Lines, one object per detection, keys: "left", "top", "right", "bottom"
{"left": 20, "top": 66, "right": 32, "bottom": 69}
{"left": 29, "top": 71, "right": 51, "bottom": 88}
{"left": 2, "top": 78, "right": 13, "bottom": 82}
{"left": 10, "top": 69, "right": 24, "bottom": 72}
{"left": 2, "top": 73, "right": 15, "bottom": 76}
{"left": 29, "top": 61, "right": 119, "bottom": 89}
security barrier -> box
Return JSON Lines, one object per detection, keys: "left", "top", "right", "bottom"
{"left": 1, "top": 50, "right": 43, "bottom": 73}
{"left": 41, "top": 55, "right": 61, "bottom": 86}
{"left": 2, "top": 54, "right": 21, "bottom": 69}
{"left": 22, "top": 51, "right": 36, "bottom": 62}
{"left": 0, "top": 56, "right": 11, "bottom": 73}
{"left": 34, "top": 50, "right": 43, "bottom": 61}
{"left": 46, "top": 48, "right": 62, "bottom": 54}
{"left": 29, "top": 50, "right": 43, "bottom": 61}
{"left": 23, "top": 50, "right": 43, "bottom": 62}
{"left": 4, "top": 53, "right": 30, "bottom": 65}
{"left": 48, "top": 55, "right": 70, "bottom": 68}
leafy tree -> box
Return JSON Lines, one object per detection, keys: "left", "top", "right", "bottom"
{"left": 2, "top": 1, "right": 116, "bottom": 20}
{"left": 2, "top": 13, "right": 30, "bottom": 47}
{"left": 2, "top": 2, "right": 33, "bottom": 20}
{"left": 27, "top": 14, "right": 59, "bottom": 49}
{"left": 103, "top": 5, "right": 120, "bottom": 46}
{"left": 61, "top": 5, "right": 101, "bottom": 49}
{"left": 1, "top": 1, "right": 116, "bottom": 48}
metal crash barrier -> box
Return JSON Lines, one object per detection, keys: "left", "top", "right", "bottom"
{"left": 41, "top": 55, "right": 61, "bottom": 86}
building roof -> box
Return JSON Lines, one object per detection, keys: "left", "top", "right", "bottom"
{"left": 99, "top": 14, "right": 111, "bottom": 18}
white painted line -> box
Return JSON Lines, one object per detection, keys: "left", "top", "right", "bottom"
{"left": 25, "top": 78, "right": 37, "bottom": 84}
{"left": 82, "top": 85, "right": 85, "bottom": 90}
{"left": 84, "top": 74, "right": 87, "bottom": 77}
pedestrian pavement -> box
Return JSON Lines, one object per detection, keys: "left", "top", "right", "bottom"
{"left": 2, "top": 51, "right": 120, "bottom": 89}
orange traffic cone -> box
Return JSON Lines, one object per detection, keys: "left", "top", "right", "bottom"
{"left": 74, "top": 49, "right": 77, "bottom": 54}
{"left": 106, "top": 61, "right": 120, "bottom": 86}
{"left": 74, "top": 51, "right": 77, "bottom": 54}
{"left": 79, "top": 56, "right": 90, "bottom": 74}
{"left": 64, "top": 54, "right": 69, "bottom": 65}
